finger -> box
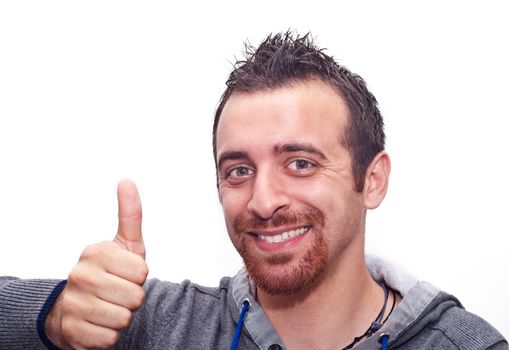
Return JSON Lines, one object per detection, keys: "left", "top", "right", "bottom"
{"left": 62, "top": 318, "right": 122, "bottom": 350}
{"left": 91, "top": 273, "right": 146, "bottom": 310}
{"left": 69, "top": 265, "right": 145, "bottom": 310}
{"left": 114, "top": 179, "right": 145, "bottom": 258}
{"left": 71, "top": 292, "right": 133, "bottom": 330}
{"left": 78, "top": 242, "right": 148, "bottom": 284}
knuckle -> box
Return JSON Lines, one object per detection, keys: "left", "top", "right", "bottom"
{"left": 67, "top": 267, "right": 81, "bottom": 286}
{"left": 67, "top": 265, "right": 92, "bottom": 289}
{"left": 136, "top": 261, "right": 149, "bottom": 282}
{"left": 80, "top": 241, "right": 114, "bottom": 261}
{"left": 117, "top": 309, "right": 133, "bottom": 329}
{"left": 102, "top": 330, "right": 121, "bottom": 348}
{"left": 130, "top": 286, "right": 145, "bottom": 309}
{"left": 80, "top": 244, "right": 101, "bottom": 260}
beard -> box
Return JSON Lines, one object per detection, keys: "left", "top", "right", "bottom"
{"left": 233, "top": 207, "right": 328, "bottom": 295}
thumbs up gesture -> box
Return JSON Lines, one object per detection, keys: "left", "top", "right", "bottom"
{"left": 45, "top": 180, "right": 149, "bottom": 350}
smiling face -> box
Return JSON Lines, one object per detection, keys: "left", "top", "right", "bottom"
{"left": 216, "top": 80, "right": 368, "bottom": 295}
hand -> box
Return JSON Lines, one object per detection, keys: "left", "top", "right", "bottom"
{"left": 45, "top": 179, "right": 149, "bottom": 350}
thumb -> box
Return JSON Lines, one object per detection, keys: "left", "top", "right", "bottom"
{"left": 114, "top": 178, "right": 145, "bottom": 259}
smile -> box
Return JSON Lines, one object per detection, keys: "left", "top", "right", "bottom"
{"left": 256, "top": 226, "right": 310, "bottom": 244}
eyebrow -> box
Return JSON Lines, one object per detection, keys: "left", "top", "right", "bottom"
{"left": 217, "top": 143, "right": 327, "bottom": 169}
{"left": 274, "top": 143, "right": 327, "bottom": 159}
{"left": 217, "top": 151, "right": 249, "bottom": 170}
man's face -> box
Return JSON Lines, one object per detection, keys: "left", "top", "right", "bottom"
{"left": 215, "top": 80, "right": 366, "bottom": 295}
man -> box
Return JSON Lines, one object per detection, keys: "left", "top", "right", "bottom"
{"left": 1, "top": 32, "right": 507, "bottom": 350}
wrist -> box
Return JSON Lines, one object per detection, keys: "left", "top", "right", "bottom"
{"left": 40, "top": 281, "right": 72, "bottom": 350}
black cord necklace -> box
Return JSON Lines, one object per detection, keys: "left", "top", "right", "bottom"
{"left": 342, "top": 282, "right": 395, "bottom": 350}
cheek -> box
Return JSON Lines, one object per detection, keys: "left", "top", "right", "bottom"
{"left": 292, "top": 177, "right": 362, "bottom": 230}
{"left": 291, "top": 178, "right": 341, "bottom": 211}
{"left": 220, "top": 188, "right": 251, "bottom": 231}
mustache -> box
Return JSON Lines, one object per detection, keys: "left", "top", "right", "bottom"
{"left": 234, "top": 207, "right": 325, "bottom": 233}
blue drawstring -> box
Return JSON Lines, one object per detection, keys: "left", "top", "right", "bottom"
{"left": 230, "top": 299, "right": 251, "bottom": 350}
{"left": 379, "top": 333, "right": 390, "bottom": 350}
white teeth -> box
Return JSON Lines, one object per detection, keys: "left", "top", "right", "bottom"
{"left": 258, "top": 227, "right": 309, "bottom": 244}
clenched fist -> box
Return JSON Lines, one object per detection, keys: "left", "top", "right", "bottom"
{"left": 45, "top": 179, "right": 149, "bottom": 350}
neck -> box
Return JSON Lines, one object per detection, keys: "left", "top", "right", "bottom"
{"left": 257, "top": 241, "right": 383, "bottom": 350}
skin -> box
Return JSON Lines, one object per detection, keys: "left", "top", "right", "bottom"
{"left": 216, "top": 79, "right": 393, "bottom": 349}
{"left": 46, "top": 80, "right": 393, "bottom": 350}
{"left": 45, "top": 179, "right": 148, "bottom": 350}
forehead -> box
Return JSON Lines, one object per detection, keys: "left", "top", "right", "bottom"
{"left": 216, "top": 80, "right": 350, "bottom": 158}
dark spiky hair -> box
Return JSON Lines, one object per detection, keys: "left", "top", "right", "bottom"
{"left": 213, "top": 31, "right": 385, "bottom": 192}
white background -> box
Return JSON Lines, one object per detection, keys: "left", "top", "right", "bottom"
{"left": 1, "top": 0, "right": 508, "bottom": 338}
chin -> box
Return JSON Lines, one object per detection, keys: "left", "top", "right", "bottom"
{"left": 241, "top": 240, "right": 329, "bottom": 296}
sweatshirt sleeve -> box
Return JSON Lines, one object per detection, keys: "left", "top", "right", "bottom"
{"left": 487, "top": 340, "right": 509, "bottom": 350}
{"left": 0, "top": 276, "right": 66, "bottom": 350}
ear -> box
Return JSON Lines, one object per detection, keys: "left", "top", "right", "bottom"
{"left": 362, "top": 151, "right": 391, "bottom": 209}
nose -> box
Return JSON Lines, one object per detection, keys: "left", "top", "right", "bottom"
{"left": 247, "top": 168, "right": 290, "bottom": 220}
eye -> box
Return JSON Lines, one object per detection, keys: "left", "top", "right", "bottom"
{"left": 226, "top": 166, "right": 254, "bottom": 178}
{"left": 288, "top": 159, "right": 314, "bottom": 171}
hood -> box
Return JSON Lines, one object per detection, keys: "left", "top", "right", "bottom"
{"left": 228, "top": 256, "right": 505, "bottom": 349}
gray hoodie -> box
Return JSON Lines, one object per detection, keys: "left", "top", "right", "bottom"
{"left": 1, "top": 257, "right": 507, "bottom": 349}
